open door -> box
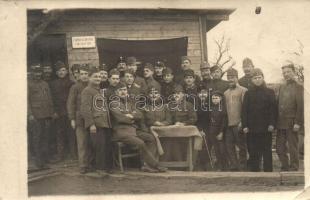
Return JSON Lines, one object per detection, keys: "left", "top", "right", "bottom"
{"left": 97, "top": 37, "right": 188, "bottom": 75}
{"left": 27, "top": 34, "right": 68, "bottom": 76}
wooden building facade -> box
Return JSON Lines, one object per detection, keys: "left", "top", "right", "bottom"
{"left": 27, "top": 9, "right": 234, "bottom": 74}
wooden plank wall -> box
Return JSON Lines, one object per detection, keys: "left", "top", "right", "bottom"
{"left": 30, "top": 11, "right": 203, "bottom": 73}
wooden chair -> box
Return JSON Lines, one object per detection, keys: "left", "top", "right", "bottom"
{"left": 113, "top": 142, "right": 140, "bottom": 173}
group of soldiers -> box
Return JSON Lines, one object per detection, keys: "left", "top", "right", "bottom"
{"left": 27, "top": 55, "right": 303, "bottom": 174}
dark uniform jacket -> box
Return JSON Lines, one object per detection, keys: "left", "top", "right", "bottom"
{"left": 169, "top": 100, "right": 197, "bottom": 125}
{"left": 80, "top": 84, "right": 111, "bottom": 129}
{"left": 161, "top": 82, "right": 181, "bottom": 103}
{"left": 208, "top": 79, "right": 229, "bottom": 94}
{"left": 196, "top": 100, "right": 209, "bottom": 131}
{"left": 154, "top": 74, "right": 165, "bottom": 86}
{"left": 110, "top": 98, "right": 144, "bottom": 140}
{"left": 105, "top": 85, "right": 117, "bottom": 102}
{"left": 184, "top": 84, "right": 201, "bottom": 109}
{"left": 239, "top": 75, "right": 253, "bottom": 90}
{"left": 208, "top": 103, "right": 227, "bottom": 135}
{"left": 200, "top": 79, "right": 212, "bottom": 90}
{"left": 145, "top": 76, "right": 161, "bottom": 92}
{"left": 241, "top": 84, "right": 276, "bottom": 133}
{"left": 143, "top": 103, "right": 172, "bottom": 127}
{"left": 28, "top": 79, "right": 54, "bottom": 119}
{"left": 134, "top": 76, "right": 148, "bottom": 94}
{"left": 127, "top": 83, "right": 146, "bottom": 98}
{"left": 277, "top": 80, "right": 304, "bottom": 129}
{"left": 50, "top": 77, "right": 74, "bottom": 116}
{"left": 66, "top": 81, "right": 88, "bottom": 127}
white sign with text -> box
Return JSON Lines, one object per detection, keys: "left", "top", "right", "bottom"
{"left": 72, "top": 36, "right": 96, "bottom": 48}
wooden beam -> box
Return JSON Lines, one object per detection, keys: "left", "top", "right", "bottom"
{"left": 199, "top": 15, "right": 208, "bottom": 63}
{"left": 206, "top": 14, "right": 229, "bottom": 21}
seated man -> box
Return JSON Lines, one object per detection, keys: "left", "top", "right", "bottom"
{"left": 109, "top": 82, "right": 167, "bottom": 172}
{"left": 165, "top": 86, "right": 198, "bottom": 161}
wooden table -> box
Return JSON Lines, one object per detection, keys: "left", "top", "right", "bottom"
{"left": 159, "top": 137, "right": 194, "bottom": 171}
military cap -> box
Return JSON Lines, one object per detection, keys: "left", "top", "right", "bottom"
{"left": 99, "top": 63, "right": 109, "bottom": 71}
{"left": 200, "top": 61, "right": 210, "bottom": 69}
{"left": 80, "top": 63, "right": 90, "bottom": 72}
{"left": 211, "top": 90, "right": 223, "bottom": 97}
{"left": 88, "top": 66, "right": 100, "bottom": 76}
{"left": 30, "top": 64, "right": 42, "bottom": 72}
{"left": 115, "top": 82, "right": 127, "bottom": 90}
{"left": 147, "top": 86, "right": 161, "bottom": 94}
{"left": 181, "top": 56, "right": 191, "bottom": 63}
{"left": 124, "top": 68, "right": 136, "bottom": 76}
{"left": 174, "top": 85, "right": 184, "bottom": 93}
{"left": 210, "top": 65, "right": 222, "bottom": 73}
{"left": 184, "top": 69, "right": 195, "bottom": 77}
{"left": 42, "top": 64, "right": 52, "bottom": 72}
{"left": 243, "top": 58, "right": 254, "bottom": 68}
{"left": 154, "top": 61, "right": 165, "bottom": 68}
{"left": 226, "top": 68, "right": 238, "bottom": 77}
{"left": 251, "top": 68, "right": 264, "bottom": 77}
{"left": 109, "top": 68, "right": 120, "bottom": 77}
{"left": 281, "top": 63, "right": 295, "bottom": 72}
{"left": 126, "top": 56, "right": 137, "bottom": 65}
{"left": 71, "top": 64, "right": 80, "bottom": 72}
{"left": 144, "top": 63, "right": 154, "bottom": 71}
{"left": 54, "top": 61, "right": 67, "bottom": 71}
{"left": 162, "top": 67, "right": 174, "bottom": 76}
{"left": 117, "top": 56, "right": 126, "bottom": 63}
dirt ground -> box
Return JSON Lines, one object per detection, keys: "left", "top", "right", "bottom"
{"left": 28, "top": 174, "right": 304, "bottom": 196}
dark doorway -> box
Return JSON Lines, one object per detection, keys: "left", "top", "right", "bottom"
{"left": 27, "top": 34, "right": 68, "bottom": 75}
{"left": 97, "top": 37, "right": 188, "bottom": 75}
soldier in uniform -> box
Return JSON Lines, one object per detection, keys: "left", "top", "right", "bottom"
{"left": 110, "top": 82, "right": 167, "bottom": 172}
{"left": 71, "top": 64, "right": 81, "bottom": 82}
{"left": 167, "top": 86, "right": 197, "bottom": 161}
{"left": 238, "top": 58, "right": 255, "bottom": 89}
{"left": 126, "top": 56, "right": 147, "bottom": 92}
{"left": 99, "top": 63, "right": 109, "bottom": 89}
{"left": 50, "top": 61, "right": 75, "bottom": 162}
{"left": 143, "top": 63, "right": 161, "bottom": 93}
{"left": 143, "top": 87, "right": 172, "bottom": 128}
{"left": 209, "top": 65, "right": 229, "bottom": 94}
{"left": 154, "top": 61, "right": 166, "bottom": 85}
{"left": 242, "top": 68, "right": 276, "bottom": 172}
{"left": 105, "top": 68, "right": 121, "bottom": 101}
{"left": 123, "top": 69, "right": 146, "bottom": 109}
{"left": 116, "top": 56, "right": 127, "bottom": 78}
{"left": 81, "top": 67, "right": 113, "bottom": 173}
{"left": 200, "top": 61, "right": 212, "bottom": 90}
{"left": 67, "top": 64, "right": 90, "bottom": 174}
{"left": 174, "top": 56, "right": 201, "bottom": 86}
{"left": 276, "top": 64, "right": 304, "bottom": 171}
{"left": 28, "top": 64, "right": 54, "bottom": 169}
{"left": 161, "top": 67, "right": 182, "bottom": 103}
{"left": 42, "top": 64, "right": 54, "bottom": 83}
{"left": 224, "top": 68, "right": 248, "bottom": 171}
{"left": 183, "top": 69, "right": 201, "bottom": 110}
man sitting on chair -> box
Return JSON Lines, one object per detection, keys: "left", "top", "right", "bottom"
{"left": 109, "top": 82, "right": 167, "bottom": 172}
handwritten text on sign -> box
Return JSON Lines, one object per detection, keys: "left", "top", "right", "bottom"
{"left": 72, "top": 36, "right": 96, "bottom": 48}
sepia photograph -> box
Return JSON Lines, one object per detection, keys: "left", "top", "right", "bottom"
{"left": 0, "top": 0, "right": 309, "bottom": 199}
